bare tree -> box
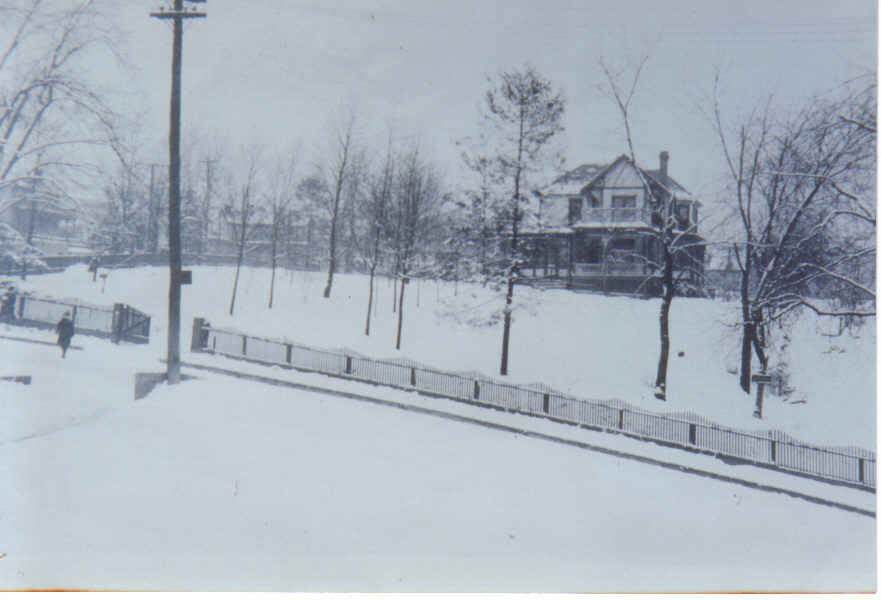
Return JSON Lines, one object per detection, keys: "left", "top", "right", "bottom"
{"left": 228, "top": 158, "right": 259, "bottom": 316}
{"left": 457, "top": 132, "right": 507, "bottom": 286}
{"left": 469, "top": 64, "right": 565, "bottom": 375}
{"left": 0, "top": 0, "right": 124, "bottom": 206}
{"left": 263, "top": 153, "right": 299, "bottom": 308}
{"left": 95, "top": 161, "right": 148, "bottom": 255}
{"left": 600, "top": 54, "right": 705, "bottom": 401}
{"left": 358, "top": 136, "right": 394, "bottom": 335}
{"left": 321, "top": 114, "right": 358, "bottom": 299}
{"left": 711, "top": 74, "right": 876, "bottom": 415}
{"left": 391, "top": 143, "right": 443, "bottom": 350}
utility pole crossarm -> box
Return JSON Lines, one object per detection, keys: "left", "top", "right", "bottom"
{"left": 149, "top": 12, "right": 206, "bottom": 19}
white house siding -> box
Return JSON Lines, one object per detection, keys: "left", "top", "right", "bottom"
{"left": 599, "top": 160, "right": 647, "bottom": 209}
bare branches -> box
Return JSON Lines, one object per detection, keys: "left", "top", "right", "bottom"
{"left": 0, "top": 0, "right": 123, "bottom": 206}
{"left": 598, "top": 53, "right": 649, "bottom": 162}
{"left": 838, "top": 115, "right": 876, "bottom": 134}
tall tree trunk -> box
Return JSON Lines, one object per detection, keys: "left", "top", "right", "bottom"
{"left": 21, "top": 199, "right": 36, "bottom": 280}
{"left": 229, "top": 204, "right": 248, "bottom": 316}
{"left": 365, "top": 264, "right": 376, "bottom": 335}
{"left": 323, "top": 203, "right": 338, "bottom": 298}
{"left": 739, "top": 248, "right": 753, "bottom": 393}
{"left": 229, "top": 252, "right": 242, "bottom": 316}
{"left": 268, "top": 229, "right": 277, "bottom": 309}
{"left": 654, "top": 245, "right": 674, "bottom": 400}
{"left": 269, "top": 214, "right": 281, "bottom": 308}
{"left": 500, "top": 108, "right": 525, "bottom": 376}
{"left": 395, "top": 276, "right": 406, "bottom": 349}
{"left": 500, "top": 212, "right": 519, "bottom": 375}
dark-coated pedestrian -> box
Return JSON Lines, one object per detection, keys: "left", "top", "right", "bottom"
{"left": 56, "top": 311, "right": 75, "bottom": 358}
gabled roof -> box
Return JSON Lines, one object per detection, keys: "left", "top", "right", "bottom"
{"left": 540, "top": 154, "right": 694, "bottom": 200}
{"left": 643, "top": 169, "right": 692, "bottom": 198}
{"left": 542, "top": 162, "right": 607, "bottom": 195}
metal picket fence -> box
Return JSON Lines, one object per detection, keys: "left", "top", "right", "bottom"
{"left": 2, "top": 291, "right": 151, "bottom": 343}
{"left": 190, "top": 318, "right": 876, "bottom": 491}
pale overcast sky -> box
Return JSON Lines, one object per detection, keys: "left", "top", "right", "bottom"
{"left": 110, "top": 0, "right": 876, "bottom": 203}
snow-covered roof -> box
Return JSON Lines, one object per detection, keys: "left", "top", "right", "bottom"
{"left": 540, "top": 155, "right": 695, "bottom": 201}
{"left": 543, "top": 163, "right": 606, "bottom": 195}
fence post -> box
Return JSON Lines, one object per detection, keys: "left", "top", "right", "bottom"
{"left": 111, "top": 303, "right": 125, "bottom": 344}
{"left": 345, "top": 356, "right": 353, "bottom": 375}
{"left": 688, "top": 423, "right": 697, "bottom": 445}
{"left": 190, "top": 318, "right": 207, "bottom": 352}
{"left": 618, "top": 408, "right": 625, "bottom": 430}
{"left": 543, "top": 393, "right": 549, "bottom": 414}
{"left": 473, "top": 380, "right": 480, "bottom": 400}
{"left": 770, "top": 440, "right": 777, "bottom": 463}
{"left": 71, "top": 305, "right": 78, "bottom": 325}
{"left": 859, "top": 458, "right": 866, "bottom": 484}
{"left": 410, "top": 367, "right": 416, "bottom": 386}
{"left": 241, "top": 335, "right": 247, "bottom": 356}
{"left": 285, "top": 344, "right": 292, "bottom": 364}
{"left": 17, "top": 295, "right": 25, "bottom": 319}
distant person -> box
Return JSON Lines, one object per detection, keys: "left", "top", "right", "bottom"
{"left": 88, "top": 256, "right": 99, "bottom": 281}
{"left": 0, "top": 285, "right": 16, "bottom": 321}
{"left": 55, "top": 311, "right": 75, "bottom": 358}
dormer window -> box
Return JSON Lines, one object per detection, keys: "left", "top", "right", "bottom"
{"left": 568, "top": 197, "right": 583, "bottom": 224}
{"left": 676, "top": 202, "right": 690, "bottom": 228}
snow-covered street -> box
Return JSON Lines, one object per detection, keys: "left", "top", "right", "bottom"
{"left": 0, "top": 310, "right": 874, "bottom": 591}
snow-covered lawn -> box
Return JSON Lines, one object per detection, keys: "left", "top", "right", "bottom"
{"left": 0, "top": 334, "right": 873, "bottom": 592}
{"left": 11, "top": 263, "right": 875, "bottom": 449}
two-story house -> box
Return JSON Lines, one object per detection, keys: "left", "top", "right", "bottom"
{"left": 520, "top": 151, "right": 705, "bottom": 295}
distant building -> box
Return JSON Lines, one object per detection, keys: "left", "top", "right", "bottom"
{"left": 520, "top": 152, "right": 705, "bottom": 295}
{"left": 0, "top": 183, "right": 84, "bottom": 255}
{"left": 215, "top": 204, "right": 317, "bottom": 267}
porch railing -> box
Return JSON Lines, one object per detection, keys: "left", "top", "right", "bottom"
{"left": 576, "top": 207, "right": 652, "bottom": 226}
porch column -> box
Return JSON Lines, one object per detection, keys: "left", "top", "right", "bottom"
{"left": 567, "top": 235, "right": 574, "bottom": 286}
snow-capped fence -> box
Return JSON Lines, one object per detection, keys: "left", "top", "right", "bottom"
{"left": 1, "top": 291, "right": 151, "bottom": 343}
{"left": 190, "top": 318, "right": 876, "bottom": 491}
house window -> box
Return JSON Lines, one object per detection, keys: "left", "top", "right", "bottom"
{"left": 584, "top": 237, "right": 602, "bottom": 263}
{"left": 574, "top": 235, "right": 602, "bottom": 263}
{"left": 609, "top": 237, "right": 636, "bottom": 264}
{"left": 610, "top": 238, "right": 636, "bottom": 251}
{"left": 612, "top": 195, "right": 637, "bottom": 220}
{"left": 568, "top": 197, "right": 583, "bottom": 224}
{"left": 676, "top": 202, "right": 691, "bottom": 228}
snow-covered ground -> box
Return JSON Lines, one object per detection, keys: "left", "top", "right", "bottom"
{"left": 10, "top": 263, "right": 876, "bottom": 449}
{"left": 0, "top": 331, "right": 874, "bottom": 592}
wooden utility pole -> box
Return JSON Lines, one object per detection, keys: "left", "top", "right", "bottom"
{"left": 151, "top": 0, "right": 206, "bottom": 385}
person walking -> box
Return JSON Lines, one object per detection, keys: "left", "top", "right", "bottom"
{"left": 88, "top": 257, "right": 99, "bottom": 281}
{"left": 56, "top": 311, "right": 75, "bottom": 358}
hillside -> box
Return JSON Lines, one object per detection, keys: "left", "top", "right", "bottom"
{"left": 11, "top": 264, "right": 875, "bottom": 450}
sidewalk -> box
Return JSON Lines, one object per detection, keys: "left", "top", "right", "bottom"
{"left": 182, "top": 349, "right": 876, "bottom": 518}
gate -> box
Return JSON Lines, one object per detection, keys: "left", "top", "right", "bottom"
{"left": 111, "top": 303, "right": 151, "bottom": 344}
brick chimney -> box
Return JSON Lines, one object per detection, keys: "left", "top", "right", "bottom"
{"left": 659, "top": 150, "right": 669, "bottom": 180}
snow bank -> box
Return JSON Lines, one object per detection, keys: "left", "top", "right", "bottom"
{"left": 9, "top": 263, "right": 875, "bottom": 449}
